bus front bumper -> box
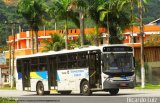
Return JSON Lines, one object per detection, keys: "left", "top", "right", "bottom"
{"left": 103, "top": 79, "right": 135, "bottom": 89}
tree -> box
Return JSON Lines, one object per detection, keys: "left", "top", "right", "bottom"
{"left": 98, "top": 0, "right": 132, "bottom": 44}
{"left": 144, "top": 35, "right": 160, "bottom": 46}
{"left": 17, "top": 0, "right": 48, "bottom": 53}
{"left": 86, "top": 0, "right": 106, "bottom": 46}
{"left": 49, "top": 0, "right": 79, "bottom": 50}
{"left": 68, "top": 0, "right": 88, "bottom": 47}
{"left": 43, "top": 33, "right": 65, "bottom": 52}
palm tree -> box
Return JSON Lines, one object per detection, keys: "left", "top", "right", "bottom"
{"left": 49, "top": 0, "right": 79, "bottom": 50}
{"left": 43, "top": 33, "right": 65, "bottom": 52}
{"left": 17, "top": 0, "right": 48, "bottom": 53}
{"left": 68, "top": 0, "right": 88, "bottom": 47}
{"left": 98, "top": 0, "right": 133, "bottom": 44}
{"left": 98, "top": 0, "right": 148, "bottom": 44}
{"left": 86, "top": 0, "right": 106, "bottom": 46}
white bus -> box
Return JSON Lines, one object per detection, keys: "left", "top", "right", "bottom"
{"left": 16, "top": 44, "right": 135, "bottom": 95}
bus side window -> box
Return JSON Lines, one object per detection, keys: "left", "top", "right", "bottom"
{"left": 39, "top": 57, "right": 47, "bottom": 71}
{"left": 30, "top": 58, "right": 38, "bottom": 72}
{"left": 68, "top": 53, "right": 78, "bottom": 69}
{"left": 78, "top": 52, "right": 88, "bottom": 68}
{"left": 58, "top": 54, "right": 68, "bottom": 70}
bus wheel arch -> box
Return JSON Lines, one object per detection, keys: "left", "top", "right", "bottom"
{"left": 80, "top": 79, "right": 92, "bottom": 96}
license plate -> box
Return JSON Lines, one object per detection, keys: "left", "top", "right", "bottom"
{"left": 120, "top": 83, "right": 127, "bottom": 86}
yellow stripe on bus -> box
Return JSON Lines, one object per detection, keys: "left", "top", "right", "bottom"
{"left": 30, "top": 72, "right": 42, "bottom": 79}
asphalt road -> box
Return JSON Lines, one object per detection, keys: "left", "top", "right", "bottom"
{"left": 0, "top": 89, "right": 160, "bottom": 103}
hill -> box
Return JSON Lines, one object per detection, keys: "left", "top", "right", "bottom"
{"left": 0, "top": 0, "right": 160, "bottom": 45}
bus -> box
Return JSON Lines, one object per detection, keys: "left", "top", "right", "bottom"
{"left": 16, "top": 44, "right": 135, "bottom": 96}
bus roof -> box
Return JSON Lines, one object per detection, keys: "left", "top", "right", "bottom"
{"left": 16, "top": 44, "right": 131, "bottom": 59}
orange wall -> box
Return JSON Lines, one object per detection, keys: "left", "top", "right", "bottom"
{"left": 6, "top": 26, "right": 160, "bottom": 59}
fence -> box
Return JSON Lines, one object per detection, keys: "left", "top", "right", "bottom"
{"left": 134, "top": 46, "right": 160, "bottom": 62}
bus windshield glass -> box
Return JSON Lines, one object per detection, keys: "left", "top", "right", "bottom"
{"left": 102, "top": 53, "right": 133, "bottom": 73}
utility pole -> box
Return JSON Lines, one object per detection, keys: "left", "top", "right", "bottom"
{"left": 12, "top": 23, "right": 16, "bottom": 89}
{"left": 139, "top": 0, "right": 145, "bottom": 88}
{"left": 5, "top": 21, "right": 19, "bottom": 88}
{"left": 79, "top": 9, "right": 84, "bottom": 47}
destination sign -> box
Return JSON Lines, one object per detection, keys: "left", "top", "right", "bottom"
{"left": 103, "top": 46, "right": 133, "bottom": 52}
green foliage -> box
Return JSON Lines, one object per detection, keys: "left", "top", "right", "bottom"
{"left": 135, "top": 83, "right": 160, "bottom": 89}
{"left": 84, "top": 33, "right": 97, "bottom": 45}
{"left": 135, "top": 61, "right": 149, "bottom": 82}
{"left": 0, "top": 0, "right": 160, "bottom": 46}
{"left": 98, "top": 0, "right": 131, "bottom": 44}
{"left": 42, "top": 33, "right": 65, "bottom": 52}
{"left": 17, "top": 0, "right": 48, "bottom": 28}
{"left": 68, "top": 38, "right": 80, "bottom": 49}
{"left": 144, "top": 35, "right": 160, "bottom": 46}
{"left": 0, "top": 97, "right": 17, "bottom": 103}
{"left": 0, "top": 45, "right": 8, "bottom": 53}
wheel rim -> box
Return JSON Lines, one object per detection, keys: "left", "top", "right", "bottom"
{"left": 38, "top": 83, "right": 44, "bottom": 94}
{"left": 83, "top": 84, "right": 88, "bottom": 93}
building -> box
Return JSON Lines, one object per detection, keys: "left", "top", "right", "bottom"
{"left": 123, "top": 25, "right": 160, "bottom": 47}
{"left": 5, "top": 27, "right": 107, "bottom": 59}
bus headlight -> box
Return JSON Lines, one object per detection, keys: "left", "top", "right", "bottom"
{"left": 127, "top": 75, "right": 135, "bottom": 81}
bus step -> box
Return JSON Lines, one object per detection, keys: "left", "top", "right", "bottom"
{"left": 50, "top": 89, "right": 58, "bottom": 93}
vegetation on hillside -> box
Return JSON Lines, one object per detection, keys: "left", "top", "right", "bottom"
{"left": 0, "top": 0, "right": 159, "bottom": 46}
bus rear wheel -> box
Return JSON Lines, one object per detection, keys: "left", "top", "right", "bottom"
{"left": 81, "top": 81, "right": 92, "bottom": 96}
{"left": 36, "top": 82, "right": 45, "bottom": 95}
{"left": 36, "top": 82, "right": 50, "bottom": 95}
{"left": 109, "top": 89, "right": 119, "bottom": 95}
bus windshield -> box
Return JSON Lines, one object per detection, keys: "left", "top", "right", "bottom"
{"left": 102, "top": 53, "right": 134, "bottom": 73}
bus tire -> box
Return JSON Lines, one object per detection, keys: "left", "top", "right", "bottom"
{"left": 109, "top": 89, "right": 119, "bottom": 95}
{"left": 36, "top": 82, "right": 45, "bottom": 95}
{"left": 81, "top": 81, "right": 92, "bottom": 96}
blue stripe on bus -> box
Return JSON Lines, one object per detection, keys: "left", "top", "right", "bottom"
{"left": 18, "top": 72, "right": 22, "bottom": 79}
{"left": 56, "top": 71, "right": 60, "bottom": 81}
{"left": 36, "top": 71, "right": 48, "bottom": 80}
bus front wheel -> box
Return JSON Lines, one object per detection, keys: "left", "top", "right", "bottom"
{"left": 81, "top": 81, "right": 92, "bottom": 96}
{"left": 108, "top": 89, "right": 119, "bottom": 95}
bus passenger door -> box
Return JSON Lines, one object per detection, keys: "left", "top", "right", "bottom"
{"left": 48, "top": 57, "right": 57, "bottom": 89}
{"left": 89, "top": 51, "right": 101, "bottom": 88}
{"left": 22, "top": 60, "right": 30, "bottom": 90}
